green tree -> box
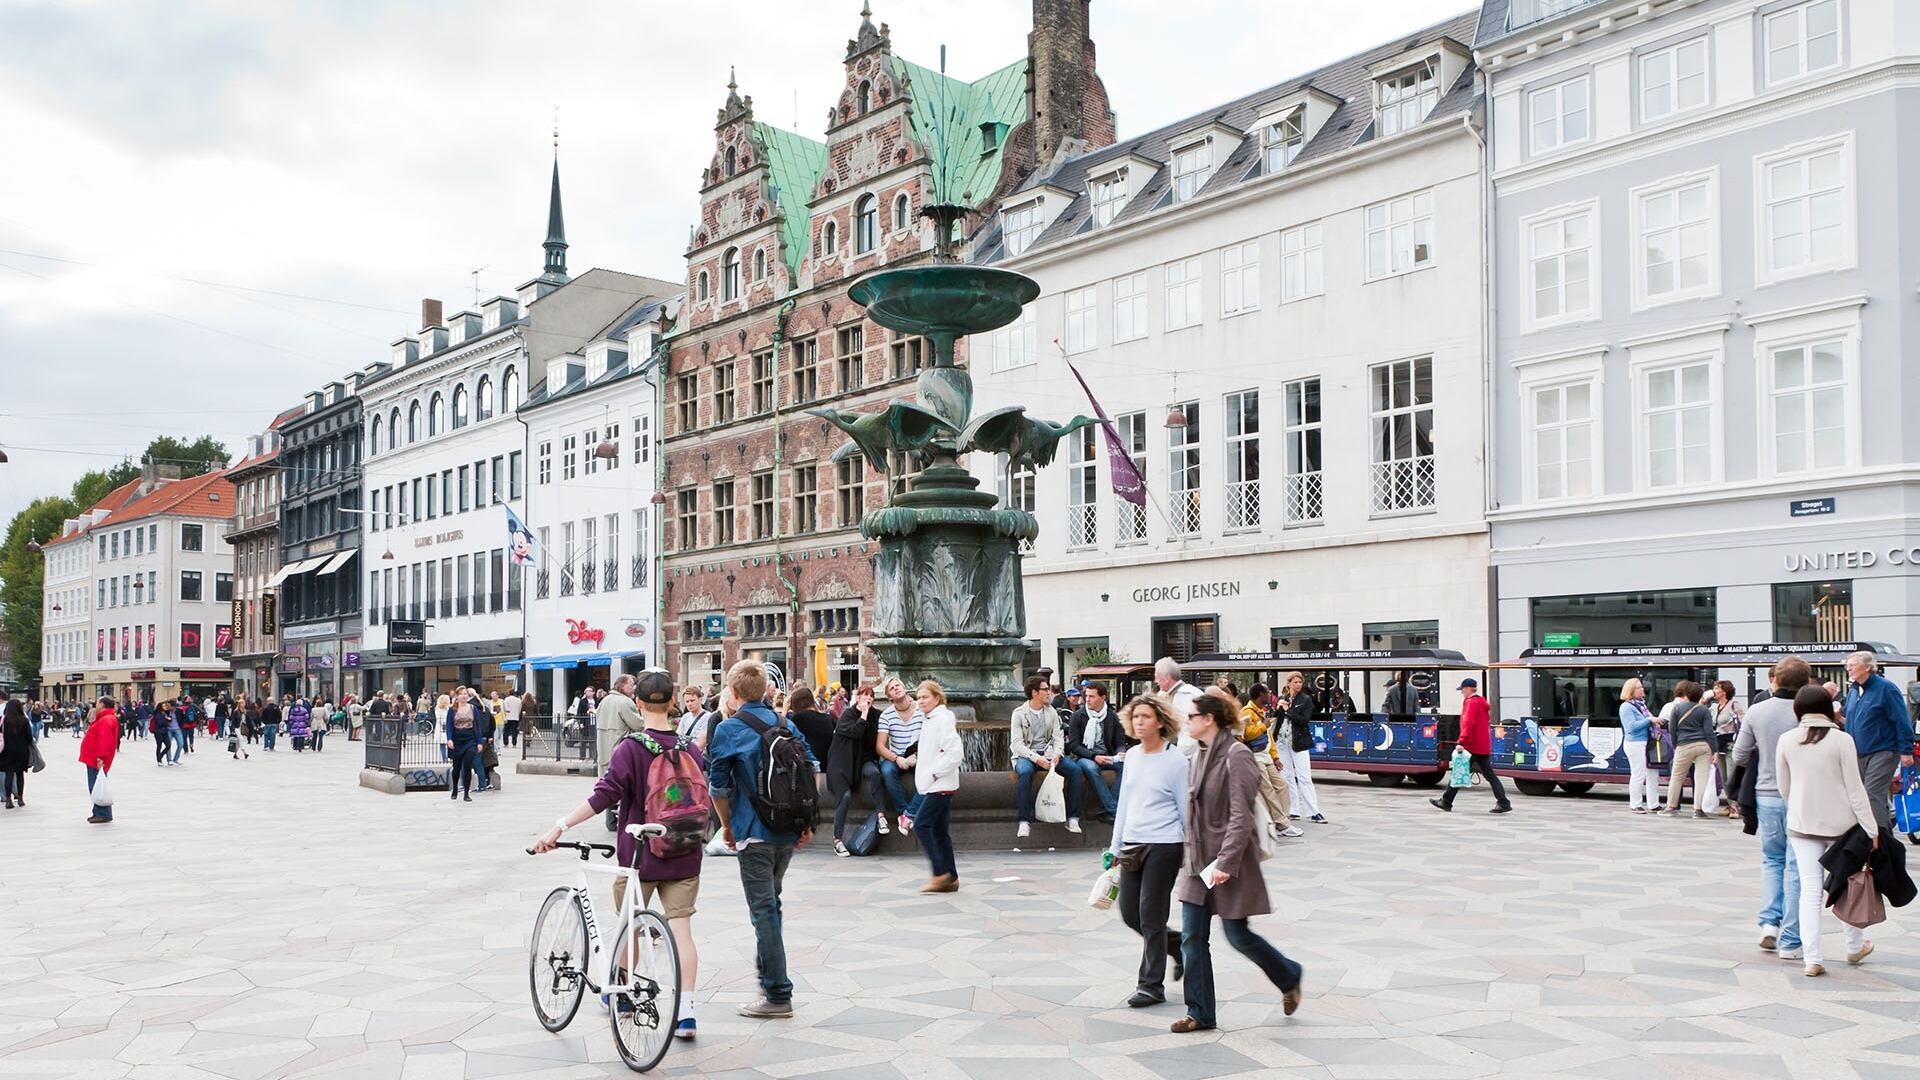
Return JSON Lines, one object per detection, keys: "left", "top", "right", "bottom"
{"left": 0, "top": 495, "right": 80, "bottom": 690}
{"left": 70, "top": 460, "right": 140, "bottom": 508}
{"left": 143, "top": 435, "right": 229, "bottom": 476}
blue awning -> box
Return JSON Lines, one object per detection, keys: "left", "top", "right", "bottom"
{"left": 511, "top": 650, "right": 648, "bottom": 670}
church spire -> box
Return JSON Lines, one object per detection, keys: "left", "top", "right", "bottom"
{"left": 540, "top": 115, "right": 569, "bottom": 286}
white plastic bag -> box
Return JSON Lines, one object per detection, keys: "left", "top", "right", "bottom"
{"left": 1087, "top": 865, "right": 1119, "bottom": 910}
{"left": 90, "top": 768, "right": 115, "bottom": 808}
{"left": 1251, "top": 798, "right": 1278, "bottom": 862}
{"left": 1035, "top": 767, "right": 1067, "bottom": 824}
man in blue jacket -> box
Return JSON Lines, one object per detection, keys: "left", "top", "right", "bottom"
{"left": 1843, "top": 651, "right": 1916, "bottom": 829}
{"left": 705, "top": 658, "right": 817, "bottom": 1020}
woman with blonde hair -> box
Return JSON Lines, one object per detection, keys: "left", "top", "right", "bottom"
{"left": 1278, "top": 672, "right": 1326, "bottom": 824}
{"left": 1107, "top": 693, "right": 1189, "bottom": 1008}
{"left": 1619, "top": 678, "right": 1659, "bottom": 813}
{"left": 912, "top": 680, "right": 964, "bottom": 892}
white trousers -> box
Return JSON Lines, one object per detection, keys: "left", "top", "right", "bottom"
{"left": 1624, "top": 740, "right": 1660, "bottom": 809}
{"left": 1789, "top": 835, "right": 1865, "bottom": 965}
{"left": 1282, "top": 749, "right": 1322, "bottom": 817}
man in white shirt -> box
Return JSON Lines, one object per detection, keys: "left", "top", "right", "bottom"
{"left": 1154, "top": 658, "right": 1204, "bottom": 758}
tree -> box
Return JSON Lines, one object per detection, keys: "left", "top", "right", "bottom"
{"left": 143, "top": 435, "right": 229, "bottom": 476}
{"left": 70, "top": 460, "right": 140, "bottom": 509}
{"left": 0, "top": 495, "right": 80, "bottom": 691}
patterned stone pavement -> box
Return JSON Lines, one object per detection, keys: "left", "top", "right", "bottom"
{"left": 2, "top": 739, "right": 1916, "bottom": 1080}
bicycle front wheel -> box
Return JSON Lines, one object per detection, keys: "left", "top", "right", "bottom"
{"left": 608, "top": 909, "right": 681, "bottom": 1072}
{"left": 529, "top": 887, "right": 589, "bottom": 1032}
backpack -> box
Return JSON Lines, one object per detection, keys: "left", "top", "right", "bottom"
{"left": 631, "top": 730, "right": 710, "bottom": 859}
{"left": 739, "top": 713, "right": 818, "bottom": 835}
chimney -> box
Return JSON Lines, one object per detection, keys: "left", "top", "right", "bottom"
{"left": 1027, "top": 0, "right": 1116, "bottom": 166}
{"left": 421, "top": 298, "right": 444, "bottom": 331}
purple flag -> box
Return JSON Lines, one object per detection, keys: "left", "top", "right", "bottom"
{"left": 1066, "top": 361, "right": 1146, "bottom": 507}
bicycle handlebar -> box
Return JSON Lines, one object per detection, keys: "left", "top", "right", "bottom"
{"left": 526, "top": 840, "right": 616, "bottom": 859}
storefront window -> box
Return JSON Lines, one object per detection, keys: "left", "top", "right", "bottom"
{"left": 1152, "top": 616, "right": 1217, "bottom": 664}
{"left": 1361, "top": 620, "right": 1438, "bottom": 705}
{"left": 1529, "top": 588, "right": 1716, "bottom": 719}
{"left": 1270, "top": 625, "right": 1338, "bottom": 652}
{"left": 1772, "top": 580, "right": 1853, "bottom": 644}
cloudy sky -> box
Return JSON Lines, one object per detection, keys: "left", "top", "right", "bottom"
{"left": 0, "top": 0, "right": 1476, "bottom": 529}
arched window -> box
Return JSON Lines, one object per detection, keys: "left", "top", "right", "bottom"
{"left": 696, "top": 270, "right": 710, "bottom": 301}
{"left": 724, "top": 146, "right": 737, "bottom": 176}
{"left": 752, "top": 248, "right": 767, "bottom": 281}
{"left": 428, "top": 392, "right": 444, "bottom": 436}
{"left": 407, "top": 401, "right": 421, "bottom": 443}
{"left": 823, "top": 220, "right": 838, "bottom": 255}
{"left": 893, "top": 192, "right": 910, "bottom": 231}
{"left": 502, "top": 366, "right": 519, "bottom": 410}
{"left": 369, "top": 414, "right": 383, "bottom": 456}
{"left": 389, "top": 408, "right": 402, "bottom": 447}
{"left": 855, "top": 195, "right": 878, "bottom": 253}
{"left": 721, "top": 247, "right": 740, "bottom": 301}
{"left": 856, "top": 81, "right": 872, "bottom": 115}
{"left": 476, "top": 375, "right": 495, "bottom": 421}
{"left": 451, "top": 385, "right": 470, "bottom": 429}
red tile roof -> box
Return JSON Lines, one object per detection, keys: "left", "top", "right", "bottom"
{"left": 41, "top": 470, "right": 237, "bottom": 548}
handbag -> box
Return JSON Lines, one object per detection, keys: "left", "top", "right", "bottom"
{"left": 1447, "top": 746, "right": 1474, "bottom": 788}
{"left": 1646, "top": 727, "right": 1672, "bottom": 766}
{"left": 90, "top": 769, "right": 115, "bottom": 807}
{"left": 1086, "top": 865, "right": 1120, "bottom": 910}
{"left": 29, "top": 741, "right": 46, "bottom": 774}
{"left": 846, "top": 811, "right": 881, "bottom": 856}
{"left": 1833, "top": 867, "right": 1886, "bottom": 929}
{"left": 1115, "top": 844, "right": 1148, "bottom": 873}
{"left": 1251, "top": 798, "right": 1278, "bottom": 862}
{"left": 1894, "top": 764, "right": 1920, "bottom": 838}
{"left": 1034, "top": 767, "right": 1068, "bottom": 824}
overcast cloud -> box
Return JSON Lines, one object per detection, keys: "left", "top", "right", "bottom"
{"left": 0, "top": 0, "right": 1476, "bottom": 529}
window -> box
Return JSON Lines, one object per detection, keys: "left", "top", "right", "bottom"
{"left": 476, "top": 375, "right": 495, "bottom": 421}
{"left": 1765, "top": 0, "right": 1841, "bottom": 86}
{"left": 1220, "top": 242, "right": 1259, "bottom": 317}
{"left": 1064, "top": 287, "right": 1097, "bottom": 353}
{"left": 713, "top": 363, "right": 736, "bottom": 423}
{"left": 534, "top": 528, "right": 550, "bottom": 600}
{"left": 631, "top": 416, "right": 651, "bottom": 465}
{"left": 856, "top": 80, "right": 871, "bottom": 115}
{"left": 1369, "top": 357, "right": 1435, "bottom": 513}
{"left": 1066, "top": 426, "right": 1097, "bottom": 549}
{"left": 180, "top": 570, "right": 203, "bottom": 602}
{"left": 407, "top": 401, "right": 421, "bottom": 442}
{"left": 1528, "top": 78, "right": 1590, "bottom": 155}
{"left": 557, "top": 524, "right": 573, "bottom": 598}
{"left": 215, "top": 572, "right": 233, "bottom": 603}
{"left": 428, "top": 392, "right": 444, "bottom": 436}
{"left": 712, "top": 482, "right": 735, "bottom": 545}
{"left": 791, "top": 338, "right": 818, "bottom": 403}
{"left": 1282, "top": 378, "right": 1323, "bottom": 525}
{"left": 1759, "top": 138, "right": 1851, "bottom": 282}
{"left": 561, "top": 434, "right": 578, "bottom": 481}
{"left": 180, "top": 523, "right": 204, "bottom": 551}
{"left": 1527, "top": 206, "right": 1594, "bottom": 323}
{"left": 724, "top": 145, "right": 737, "bottom": 176}
{"left": 1640, "top": 38, "right": 1708, "bottom": 122}
{"left": 1090, "top": 173, "right": 1126, "bottom": 227}
{"left": 751, "top": 472, "right": 774, "bottom": 539}
{"left": 751, "top": 351, "right": 775, "bottom": 414}
{"left": 893, "top": 193, "right": 910, "bottom": 231}
{"left": 829, "top": 326, "right": 865, "bottom": 391}
{"left": 1002, "top": 201, "right": 1042, "bottom": 257}
{"left": 1641, "top": 360, "right": 1713, "bottom": 488}
{"left": 580, "top": 520, "right": 596, "bottom": 594}
{"left": 855, "top": 195, "right": 878, "bottom": 253}
{"left": 1280, "top": 223, "right": 1322, "bottom": 302}
{"left": 1164, "top": 257, "right": 1202, "bottom": 330}
{"left": 370, "top": 414, "right": 384, "bottom": 455}
{"left": 999, "top": 456, "right": 1037, "bottom": 554}
{"left": 1167, "top": 402, "right": 1200, "bottom": 535}
{"left": 823, "top": 220, "right": 838, "bottom": 255}
{"left": 110, "top": 532, "right": 119, "bottom": 560}
{"left": 1171, "top": 141, "right": 1212, "bottom": 201}
{"left": 1774, "top": 580, "right": 1853, "bottom": 643}
{"left": 458, "top": 465, "right": 470, "bottom": 512}
{"left": 888, "top": 337, "right": 924, "bottom": 379}
{"left": 992, "top": 306, "right": 1037, "bottom": 371}
{"left": 630, "top": 510, "right": 649, "bottom": 587}
{"left": 721, "top": 248, "right": 740, "bottom": 301}
{"left": 1112, "top": 273, "right": 1147, "bottom": 342}
{"left": 752, "top": 247, "right": 766, "bottom": 281}
{"left": 1635, "top": 175, "right": 1716, "bottom": 305}
{"left": 1378, "top": 60, "right": 1437, "bottom": 136}
{"left": 1768, "top": 337, "right": 1847, "bottom": 475}
{"left": 1224, "top": 389, "right": 1260, "bottom": 531}
{"left": 836, "top": 456, "right": 865, "bottom": 524}
{"left": 1530, "top": 382, "right": 1594, "bottom": 500}
{"left": 509, "top": 450, "right": 524, "bottom": 498}
{"left": 456, "top": 554, "right": 471, "bottom": 615}
{"left": 695, "top": 270, "right": 709, "bottom": 301}
{"left": 676, "top": 373, "right": 699, "bottom": 431}
{"left": 426, "top": 476, "right": 438, "bottom": 519}
{"left": 793, "top": 466, "right": 818, "bottom": 534}
{"left": 1264, "top": 110, "right": 1305, "bottom": 171}
{"left": 1114, "top": 412, "right": 1147, "bottom": 543}
{"left": 451, "top": 384, "right": 469, "bottom": 429}
{"left": 491, "top": 454, "right": 505, "bottom": 500}
{"left": 1365, "top": 191, "right": 1433, "bottom": 279}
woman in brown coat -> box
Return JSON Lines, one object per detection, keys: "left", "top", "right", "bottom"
{"left": 1172, "top": 690, "right": 1304, "bottom": 1033}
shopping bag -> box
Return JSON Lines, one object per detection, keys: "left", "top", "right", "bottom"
{"left": 1833, "top": 868, "right": 1885, "bottom": 929}
{"left": 1087, "top": 866, "right": 1120, "bottom": 910}
{"left": 1893, "top": 765, "right": 1920, "bottom": 837}
{"left": 1251, "top": 798, "right": 1278, "bottom": 862}
{"left": 29, "top": 741, "right": 46, "bottom": 773}
{"left": 1035, "top": 768, "right": 1067, "bottom": 824}
{"left": 89, "top": 769, "right": 114, "bottom": 808}
{"left": 846, "top": 812, "right": 881, "bottom": 856}
{"left": 1447, "top": 746, "right": 1474, "bottom": 788}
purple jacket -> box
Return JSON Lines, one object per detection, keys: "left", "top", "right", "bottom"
{"left": 286, "top": 703, "right": 311, "bottom": 738}
{"left": 589, "top": 730, "right": 705, "bottom": 880}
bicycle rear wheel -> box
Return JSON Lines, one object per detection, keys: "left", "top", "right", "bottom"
{"left": 608, "top": 909, "right": 681, "bottom": 1072}
{"left": 529, "top": 887, "right": 589, "bottom": 1032}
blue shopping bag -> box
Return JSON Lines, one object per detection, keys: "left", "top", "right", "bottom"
{"left": 1894, "top": 764, "right": 1920, "bottom": 837}
{"left": 1447, "top": 746, "right": 1474, "bottom": 789}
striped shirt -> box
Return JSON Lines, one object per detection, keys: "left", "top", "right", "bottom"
{"left": 879, "top": 703, "right": 925, "bottom": 756}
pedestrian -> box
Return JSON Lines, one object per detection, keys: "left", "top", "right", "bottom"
{"left": 705, "top": 658, "right": 818, "bottom": 1019}
{"left": 311, "top": 702, "right": 329, "bottom": 753}
{"left": 827, "top": 684, "right": 848, "bottom": 715}
{"left": 1662, "top": 681, "right": 1718, "bottom": 817}
{"left": 79, "top": 698, "right": 119, "bottom": 824}
{"left": 1841, "top": 650, "right": 1917, "bottom": 832}
{"left": 1011, "top": 674, "right": 1078, "bottom": 838}
{"left": 179, "top": 698, "right": 197, "bottom": 754}
{"left": 1153, "top": 658, "right": 1205, "bottom": 757}
{"left": 1108, "top": 692, "right": 1188, "bottom": 1009}
{"left": 1710, "top": 680, "right": 1744, "bottom": 818}
{"left": 1, "top": 700, "right": 34, "bottom": 809}
{"left": 1173, "top": 689, "right": 1304, "bottom": 1033}
{"left": 1062, "top": 681, "right": 1128, "bottom": 822}
{"left": 827, "top": 684, "right": 879, "bottom": 856}
{"left": 151, "top": 700, "right": 175, "bottom": 766}
{"left": 287, "top": 698, "right": 312, "bottom": 752}
{"left": 1430, "top": 677, "right": 1512, "bottom": 814}
{"left": 1237, "top": 684, "right": 1298, "bottom": 838}
{"left": 167, "top": 699, "right": 186, "bottom": 764}
{"left": 1619, "top": 678, "right": 1660, "bottom": 813}
{"left": 260, "top": 695, "right": 282, "bottom": 751}
{"left": 1776, "top": 683, "right": 1882, "bottom": 977}
{"left": 228, "top": 697, "right": 251, "bottom": 760}
{"left": 786, "top": 685, "right": 835, "bottom": 766}
{"left": 1732, "top": 657, "right": 1813, "bottom": 960}
{"left": 911, "top": 680, "right": 963, "bottom": 893}
{"left": 347, "top": 695, "right": 366, "bottom": 741}
{"left": 865, "top": 676, "right": 922, "bottom": 835}
{"left": 500, "top": 688, "right": 522, "bottom": 747}
{"left": 444, "top": 689, "right": 483, "bottom": 801}
{"left": 534, "top": 669, "right": 705, "bottom": 1040}
{"left": 1279, "top": 672, "right": 1328, "bottom": 823}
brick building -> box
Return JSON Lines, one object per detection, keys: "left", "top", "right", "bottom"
{"left": 660, "top": 1, "right": 1112, "bottom": 691}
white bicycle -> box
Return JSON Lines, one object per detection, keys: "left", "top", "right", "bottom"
{"left": 526, "top": 823, "right": 681, "bottom": 1072}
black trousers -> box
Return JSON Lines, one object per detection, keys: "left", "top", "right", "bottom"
{"left": 1117, "top": 842, "right": 1185, "bottom": 993}
{"left": 1441, "top": 753, "right": 1512, "bottom": 810}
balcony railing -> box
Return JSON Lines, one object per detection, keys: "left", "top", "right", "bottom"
{"left": 1224, "top": 479, "right": 1261, "bottom": 532}
{"left": 536, "top": 568, "right": 551, "bottom": 600}
{"left": 1284, "top": 472, "right": 1324, "bottom": 526}
{"left": 631, "top": 554, "right": 648, "bottom": 588}
{"left": 560, "top": 566, "right": 575, "bottom": 597}
{"left": 1067, "top": 504, "right": 1098, "bottom": 549}
{"left": 1116, "top": 501, "right": 1146, "bottom": 545}
{"left": 1371, "top": 456, "right": 1436, "bottom": 514}
{"left": 1170, "top": 489, "right": 1201, "bottom": 536}
{"left": 602, "top": 558, "right": 619, "bottom": 592}
{"left": 581, "top": 561, "right": 596, "bottom": 596}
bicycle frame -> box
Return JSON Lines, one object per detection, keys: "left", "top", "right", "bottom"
{"left": 568, "top": 860, "right": 641, "bottom": 994}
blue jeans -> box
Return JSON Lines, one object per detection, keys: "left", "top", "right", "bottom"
{"left": 168, "top": 723, "right": 184, "bottom": 763}
{"left": 1059, "top": 756, "right": 1122, "bottom": 816}
{"left": 915, "top": 792, "right": 957, "bottom": 879}
{"left": 736, "top": 843, "right": 795, "bottom": 1003}
{"left": 1015, "top": 758, "right": 1081, "bottom": 822}
{"left": 1181, "top": 902, "right": 1301, "bottom": 1028}
{"left": 1756, "top": 795, "right": 1802, "bottom": 949}
{"left": 864, "top": 758, "right": 915, "bottom": 816}
{"left": 87, "top": 766, "right": 112, "bottom": 821}
{"left": 263, "top": 723, "right": 277, "bottom": 750}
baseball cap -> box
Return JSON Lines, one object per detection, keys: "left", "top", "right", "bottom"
{"left": 1456, "top": 677, "right": 1478, "bottom": 690}
{"left": 634, "top": 669, "right": 676, "bottom": 706}
{"left": 1067, "top": 686, "right": 1084, "bottom": 697}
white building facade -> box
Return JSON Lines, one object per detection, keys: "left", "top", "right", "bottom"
{"left": 970, "top": 12, "right": 1492, "bottom": 702}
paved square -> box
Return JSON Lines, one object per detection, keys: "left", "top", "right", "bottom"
{"left": 2, "top": 741, "right": 1914, "bottom": 1079}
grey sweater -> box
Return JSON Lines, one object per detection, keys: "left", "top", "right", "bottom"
{"left": 1731, "top": 697, "right": 1799, "bottom": 798}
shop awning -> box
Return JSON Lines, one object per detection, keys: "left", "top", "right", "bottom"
{"left": 266, "top": 556, "right": 328, "bottom": 588}
{"left": 507, "top": 650, "right": 647, "bottom": 671}
{"left": 312, "top": 550, "right": 358, "bottom": 576}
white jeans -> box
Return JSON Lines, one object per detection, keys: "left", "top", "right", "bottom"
{"left": 1283, "top": 749, "right": 1322, "bottom": 817}
{"left": 1624, "top": 740, "right": 1659, "bottom": 809}
{"left": 1789, "top": 835, "right": 1865, "bottom": 965}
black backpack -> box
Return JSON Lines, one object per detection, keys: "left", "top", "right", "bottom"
{"left": 739, "top": 713, "right": 818, "bottom": 835}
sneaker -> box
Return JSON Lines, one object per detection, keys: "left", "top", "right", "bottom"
{"left": 1847, "top": 941, "right": 1874, "bottom": 966}
{"left": 876, "top": 815, "right": 891, "bottom": 835}
{"left": 673, "top": 1017, "right": 697, "bottom": 1040}
{"left": 1016, "top": 821, "right": 1031, "bottom": 839}
{"left": 1428, "top": 798, "right": 1452, "bottom": 813}
{"left": 1066, "top": 818, "right": 1082, "bottom": 834}
{"left": 1281, "top": 825, "right": 1305, "bottom": 837}
{"left": 736, "top": 997, "right": 794, "bottom": 1019}
{"left": 1489, "top": 805, "right": 1513, "bottom": 815}
{"left": 1309, "top": 814, "right": 1329, "bottom": 824}
{"left": 899, "top": 814, "right": 914, "bottom": 835}
{"left": 1631, "top": 807, "right": 1647, "bottom": 814}
{"left": 1777, "top": 946, "right": 1803, "bottom": 960}
{"left": 1759, "top": 925, "right": 1780, "bottom": 951}
{"left": 834, "top": 840, "right": 851, "bottom": 858}
{"left": 1289, "top": 814, "right": 1302, "bottom": 821}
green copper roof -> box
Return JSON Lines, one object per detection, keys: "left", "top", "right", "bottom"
{"left": 751, "top": 121, "right": 828, "bottom": 279}
{"left": 889, "top": 56, "right": 1029, "bottom": 207}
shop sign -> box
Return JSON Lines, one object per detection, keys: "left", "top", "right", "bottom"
{"left": 180, "top": 625, "right": 202, "bottom": 655}
{"left": 344, "top": 652, "right": 362, "bottom": 669}
{"left": 214, "top": 625, "right": 234, "bottom": 660}
{"left": 254, "top": 667, "right": 271, "bottom": 683}
{"left": 389, "top": 619, "right": 427, "bottom": 656}
{"left": 129, "top": 670, "right": 156, "bottom": 680}
{"left": 306, "top": 652, "right": 334, "bottom": 670}
{"left": 565, "top": 619, "right": 606, "bottom": 648}
{"left": 281, "top": 620, "right": 339, "bottom": 641}
{"left": 231, "top": 598, "right": 245, "bottom": 638}
{"left": 1781, "top": 547, "right": 1920, "bottom": 573}
{"left": 261, "top": 594, "right": 277, "bottom": 637}
{"left": 624, "top": 621, "right": 646, "bottom": 638}
{"left": 702, "top": 614, "right": 728, "bottom": 638}
{"left": 1131, "top": 580, "right": 1243, "bottom": 604}
{"left": 1541, "top": 632, "right": 1581, "bottom": 648}
{"left": 279, "top": 650, "right": 304, "bottom": 673}
{"left": 1790, "top": 497, "right": 1836, "bottom": 517}
{"left": 414, "top": 529, "right": 465, "bottom": 548}
{"left": 64, "top": 673, "right": 84, "bottom": 682}
{"left": 180, "top": 670, "right": 229, "bottom": 681}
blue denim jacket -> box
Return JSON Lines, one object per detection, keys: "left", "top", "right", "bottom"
{"left": 1842, "top": 673, "right": 1914, "bottom": 758}
{"left": 705, "top": 702, "right": 819, "bottom": 845}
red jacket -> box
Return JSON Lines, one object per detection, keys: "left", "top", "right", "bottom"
{"left": 78, "top": 710, "right": 120, "bottom": 771}
{"left": 1456, "top": 695, "right": 1492, "bottom": 755}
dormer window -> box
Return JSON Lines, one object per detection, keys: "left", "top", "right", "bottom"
{"left": 1090, "top": 173, "right": 1126, "bottom": 226}
{"left": 1264, "top": 110, "right": 1305, "bottom": 171}
{"left": 1172, "top": 141, "right": 1213, "bottom": 202}
{"left": 1002, "top": 201, "right": 1042, "bottom": 257}
{"left": 1378, "top": 59, "right": 1439, "bottom": 137}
